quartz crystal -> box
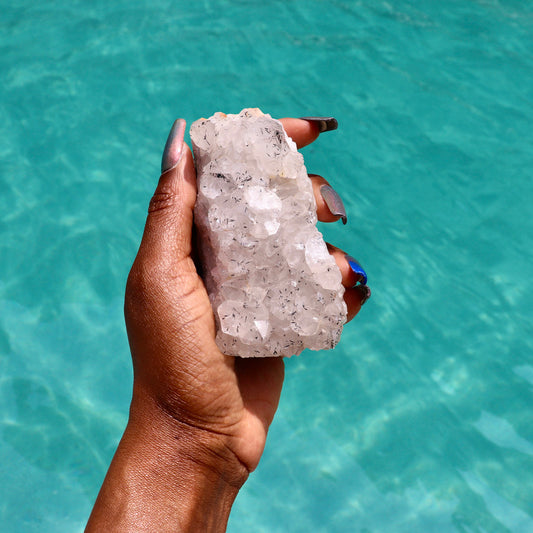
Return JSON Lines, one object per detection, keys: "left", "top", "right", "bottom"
{"left": 191, "top": 108, "right": 347, "bottom": 357}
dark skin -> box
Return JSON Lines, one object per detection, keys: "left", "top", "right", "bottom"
{"left": 86, "top": 118, "right": 366, "bottom": 532}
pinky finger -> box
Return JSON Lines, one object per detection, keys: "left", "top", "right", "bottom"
{"left": 344, "top": 285, "right": 371, "bottom": 322}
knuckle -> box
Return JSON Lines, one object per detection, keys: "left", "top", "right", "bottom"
{"left": 148, "top": 190, "right": 177, "bottom": 213}
{"left": 125, "top": 265, "right": 148, "bottom": 312}
{"left": 125, "top": 258, "right": 162, "bottom": 309}
{"left": 126, "top": 255, "right": 188, "bottom": 308}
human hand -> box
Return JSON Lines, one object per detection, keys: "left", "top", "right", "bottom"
{"left": 86, "top": 116, "right": 369, "bottom": 533}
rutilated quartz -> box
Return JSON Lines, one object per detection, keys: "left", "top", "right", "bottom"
{"left": 191, "top": 108, "right": 347, "bottom": 357}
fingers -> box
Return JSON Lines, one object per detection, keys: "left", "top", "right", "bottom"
{"left": 137, "top": 115, "right": 370, "bottom": 321}
{"left": 326, "top": 243, "right": 371, "bottom": 322}
{"left": 309, "top": 174, "right": 347, "bottom": 224}
{"left": 326, "top": 244, "right": 366, "bottom": 287}
{"left": 138, "top": 119, "right": 198, "bottom": 265}
{"left": 344, "top": 286, "right": 371, "bottom": 322}
{"left": 139, "top": 115, "right": 337, "bottom": 263}
{"left": 279, "top": 117, "right": 337, "bottom": 149}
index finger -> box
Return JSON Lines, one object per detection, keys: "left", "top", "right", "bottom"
{"left": 279, "top": 117, "right": 338, "bottom": 149}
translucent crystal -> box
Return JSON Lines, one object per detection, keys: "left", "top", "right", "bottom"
{"left": 191, "top": 108, "right": 347, "bottom": 357}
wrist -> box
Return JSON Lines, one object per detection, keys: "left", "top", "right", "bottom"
{"left": 129, "top": 387, "right": 250, "bottom": 489}
{"left": 87, "top": 390, "right": 248, "bottom": 532}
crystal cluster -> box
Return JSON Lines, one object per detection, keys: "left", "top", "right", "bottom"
{"left": 191, "top": 109, "right": 347, "bottom": 357}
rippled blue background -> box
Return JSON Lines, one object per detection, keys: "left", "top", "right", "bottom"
{"left": 1, "top": 1, "right": 532, "bottom": 531}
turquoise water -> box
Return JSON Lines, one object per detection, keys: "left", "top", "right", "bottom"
{"left": 1, "top": 0, "right": 532, "bottom": 531}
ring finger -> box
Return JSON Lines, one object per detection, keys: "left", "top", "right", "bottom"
{"left": 309, "top": 174, "right": 347, "bottom": 224}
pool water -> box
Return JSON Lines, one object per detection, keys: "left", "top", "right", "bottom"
{"left": 1, "top": 1, "right": 532, "bottom": 531}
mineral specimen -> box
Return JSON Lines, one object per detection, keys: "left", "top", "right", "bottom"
{"left": 191, "top": 108, "right": 347, "bottom": 357}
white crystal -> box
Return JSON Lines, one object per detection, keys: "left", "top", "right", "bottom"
{"left": 191, "top": 108, "right": 347, "bottom": 357}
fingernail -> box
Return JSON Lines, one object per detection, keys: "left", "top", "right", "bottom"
{"left": 161, "top": 119, "right": 186, "bottom": 173}
{"left": 345, "top": 255, "right": 368, "bottom": 286}
{"left": 320, "top": 185, "right": 347, "bottom": 224}
{"left": 299, "top": 116, "right": 338, "bottom": 133}
{"left": 355, "top": 284, "right": 371, "bottom": 306}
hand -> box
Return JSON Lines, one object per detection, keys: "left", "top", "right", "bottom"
{"left": 86, "top": 116, "right": 369, "bottom": 533}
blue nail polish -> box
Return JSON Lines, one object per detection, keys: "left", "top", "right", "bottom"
{"left": 346, "top": 255, "right": 368, "bottom": 285}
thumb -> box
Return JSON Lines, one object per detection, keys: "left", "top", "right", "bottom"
{"left": 139, "top": 119, "right": 198, "bottom": 263}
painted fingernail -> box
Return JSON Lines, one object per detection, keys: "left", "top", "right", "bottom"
{"left": 299, "top": 116, "right": 338, "bottom": 133}
{"left": 346, "top": 255, "right": 368, "bottom": 285}
{"left": 320, "top": 185, "right": 347, "bottom": 224}
{"left": 355, "top": 284, "right": 371, "bottom": 306}
{"left": 161, "top": 118, "right": 186, "bottom": 173}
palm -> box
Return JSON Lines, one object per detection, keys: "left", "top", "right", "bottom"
{"left": 126, "top": 249, "right": 284, "bottom": 472}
